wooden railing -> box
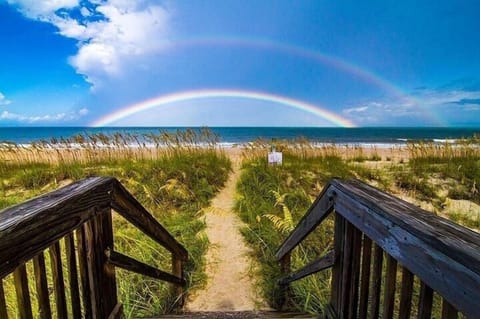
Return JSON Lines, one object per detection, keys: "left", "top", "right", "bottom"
{"left": 0, "top": 177, "right": 188, "bottom": 319}
{"left": 276, "top": 179, "right": 480, "bottom": 319}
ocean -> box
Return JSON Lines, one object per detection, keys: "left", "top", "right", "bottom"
{"left": 0, "top": 127, "right": 479, "bottom": 146}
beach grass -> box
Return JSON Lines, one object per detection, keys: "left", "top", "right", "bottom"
{"left": 235, "top": 139, "right": 479, "bottom": 316}
{"left": 0, "top": 129, "right": 231, "bottom": 317}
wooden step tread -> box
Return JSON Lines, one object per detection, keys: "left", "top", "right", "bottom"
{"left": 149, "top": 311, "right": 319, "bottom": 319}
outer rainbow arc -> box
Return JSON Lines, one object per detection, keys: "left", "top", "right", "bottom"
{"left": 91, "top": 89, "right": 356, "bottom": 128}
{"left": 163, "top": 36, "right": 445, "bottom": 126}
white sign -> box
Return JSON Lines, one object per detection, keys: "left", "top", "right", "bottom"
{"left": 268, "top": 152, "right": 283, "bottom": 165}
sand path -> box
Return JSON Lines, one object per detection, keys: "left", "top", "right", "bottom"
{"left": 186, "top": 154, "right": 261, "bottom": 311}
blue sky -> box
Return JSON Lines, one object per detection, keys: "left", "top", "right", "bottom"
{"left": 1, "top": 0, "right": 480, "bottom": 127}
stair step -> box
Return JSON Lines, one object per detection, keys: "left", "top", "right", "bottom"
{"left": 150, "top": 311, "right": 319, "bottom": 319}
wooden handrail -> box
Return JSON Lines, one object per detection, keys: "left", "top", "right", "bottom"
{"left": 275, "top": 185, "right": 335, "bottom": 261}
{"left": 276, "top": 178, "right": 480, "bottom": 318}
{"left": 0, "top": 176, "right": 188, "bottom": 318}
{"left": 0, "top": 176, "right": 113, "bottom": 277}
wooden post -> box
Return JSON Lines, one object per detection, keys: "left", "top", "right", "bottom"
{"left": 399, "top": 267, "right": 414, "bottom": 319}
{"left": 348, "top": 227, "right": 362, "bottom": 319}
{"left": 65, "top": 233, "right": 81, "bottom": 319}
{"left": 172, "top": 254, "right": 184, "bottom": 308}
{"left": 358, "top": 235, "right": 372, "bottom": 319}
{"left": 339, "top": 220, "right": 354, "bottom": 318}
{"left": 83, "top": 208, "right": 118, "bottom": 318}
{"left": 330, "top": 213, "right": 344, "bottom": 315}
{"left": 49, "top": 242, "right": 68, "bottom": 319}
{"left": 418, "top": 282, "right": 433, "bottom": 319}
{"left": 76, "top": 225, "right": 92, "bottom": 319}
{"left": 13, "top": 264, "right": 33, "bottom": 319}
{"left": 33, "top": 253, "right": 52, "bottom": 319}
{"left": 370, "top": 244, "right": 384, "bottom": 319}
{"left": 277, "top": 252, "right": 291, "bottom": 310}
{"left": 383, "top": 254, "right": 398, "bottom": 319}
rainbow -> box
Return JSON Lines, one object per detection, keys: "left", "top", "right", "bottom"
{"left": 161, "top": 36, "right": 445, "bottom": 126}
{"left": 91, "top": 89, "right": 356, "bottom": 127}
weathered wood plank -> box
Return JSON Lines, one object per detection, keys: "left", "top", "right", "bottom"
{"left": 84, "top": 219, "right": 102, "bottom": 318}
{"left": 276, "top": 252, "right": 291, "bottom": 310}
{"left": 382, "top": 254, "right": 397, "bottom": 319}
{"left": 0, "top": 277, "right": 9, "bottom": 319}
{"left": 275, "top": 186, "right": 335, "bottom": 260}
{"left": 106, "top": 250, "right": 186, "bottom": 285}
{"left": 65, "top": 232, "right": 81, "bottom": 319}
{"left": 33, "top": 253, "right": 52, "bottom": 319}
{"left": 111, "top": 180, "right": 188, "bottom": 260}
{"left": 347, "top": 227, "right": 362, "bottom": 319}
{"left": 358, "top": 235, "right": 372, "bottom": 319}
{"left": 13, "top": 264, "right": 33, "bottom": 319}
{"left": 330, "top": 179, "right": 480, "bottom": 271}
{"left": 417, "top": 282, "right": 433, "bottom": 319}
{"left": 49, "top": 242, "right": 68, "bottom": 319}
{"left": 331, "top": 179, "right": 480, "bottom": 317}
{"left": 370, "top": 244, "right": 383, "bottom": 319}
{"left": 278, "top": 250, "right": 335, "bottom": 286}
{"left": 339, "top": 220, "right": 354, "bottom": 319}
{"left": 172, "top": 254, "right": 185, "bottom": 308}
{"left": 0, "top": 177, "right": 114, "bottom": 278}
{"left": 330, "top": 213, "right": 344, "bottom": 313}
{"left": 441, "top": 298, "right": 458, "bottom": 319}
{"left": 76, "top": 225, "right": 92, "bottom": 319}
{"left": 398, "top": 266, "right": 414, "bottom": 319}
{"left": 93, "top": 211, "right": 118, "bottom": 315}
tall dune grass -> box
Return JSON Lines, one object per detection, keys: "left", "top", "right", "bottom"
{"left": 0, "top": 129, "right": 231, "bottom": 317}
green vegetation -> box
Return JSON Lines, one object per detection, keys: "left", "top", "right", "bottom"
{"left": 0, "top": 130, "right": 231, "bottom": 317}
{"left": 236, "top": 140, "right": 479, "bottom": 316}
{"left": 235, "top": 151, "right": 354, "bottom": 314}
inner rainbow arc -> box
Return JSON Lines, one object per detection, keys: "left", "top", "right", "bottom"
{"left": 91, "top": 89, "right": 356, "bottom": 127}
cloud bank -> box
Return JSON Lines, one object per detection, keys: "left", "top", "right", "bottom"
{"left": 342, "top": 86, "right": 480, "bottom": 126}
{"left": 0, "top": 108, "right": 89, "bottom": 124}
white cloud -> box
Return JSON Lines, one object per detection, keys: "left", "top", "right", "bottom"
{"left": 342, "top": 87, "right": 480, "bottom": 125}
{"left": 343, "top": 106, "right": 368, "bottom": 114}
{"left": 0, "top": 108, "right": 89, "bottom": 123}
{"left": 6, "top": 0, "right": 79, "bottom": 18}
{"left": 8, "top": 1, "right": 170, "bottom": 88}
{"left": 0, "top": 92, "right": 12, "bottom": 106}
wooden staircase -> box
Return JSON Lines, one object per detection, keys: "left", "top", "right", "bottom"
{"left": 2, "top": 177, "right": 480, "bottom": 318}
{"left": 153, "top": 311, "right": 319, "bottom": 318}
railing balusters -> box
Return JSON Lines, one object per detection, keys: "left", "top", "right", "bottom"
{"left": 383, "top": 254, "right": 398, "bottom": 319}
{"left": 370, "top": 244, "right": 384, "bottom": 319}
{"left": 358, "top": 235, "right": 372, "bottom": 319}
{"left": 49, "top": 242, "right": 68, "bottom": 318}
{"left": 33, "top": 253, "right": 52, "bottom": 319}
{"left": 0, "top": 277, "right": 8, "bottom": 319}
{"left": 418, "top": 282, "right": 434, "bottom": 319}
{"left": 398, "top": 267, "right": 414, "bottom": 319}
{"left": 76, "top": 225, "right": 92, "bottom": 319}
{"left": 441, "top": 298, "right": 458, "bottom": 319}
{"left": 0, "top": 177, "right": 189, "bottom": 317}
{"left": 65, "top": 232, "right": 81, "bottom": 319}
{"left": 348, "top": 227, "right": 362, "bottom": 319}
{"left": 13, "top": 264, "right": 33, "bottom": 319}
